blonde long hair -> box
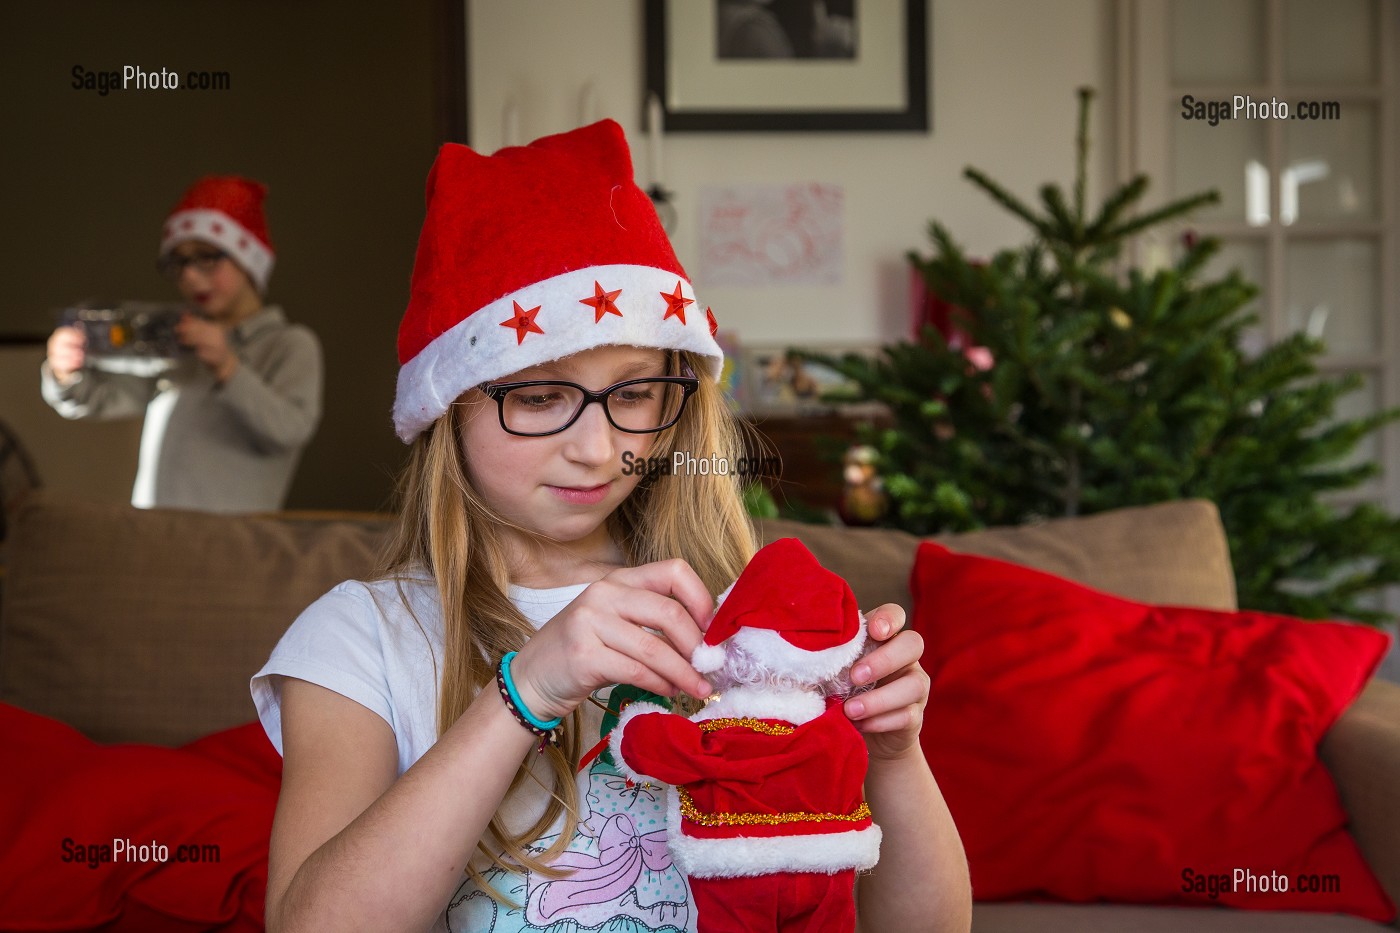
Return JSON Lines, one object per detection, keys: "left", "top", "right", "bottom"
{"left": 374, "top": 348, "right": 757, "bottom": 891}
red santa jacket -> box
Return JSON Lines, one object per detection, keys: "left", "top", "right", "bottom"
{"left": 611, "top": 690, "right": 882, "bottom": 878}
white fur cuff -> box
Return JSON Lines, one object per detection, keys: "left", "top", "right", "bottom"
{"left": 608, "top": 700, "right": 672, "bottom": 785}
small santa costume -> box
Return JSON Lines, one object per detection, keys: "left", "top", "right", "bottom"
{"left": 611, "top": 538, "right": 881, "bottom": 933}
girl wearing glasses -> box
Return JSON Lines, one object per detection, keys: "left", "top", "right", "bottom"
{"left": 252, "top": 121, "right": 969, "bottom": 933}
{"left": 40, "top": 175, "right": 322, "bottom": 512}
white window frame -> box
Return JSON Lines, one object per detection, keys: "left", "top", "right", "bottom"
{"left": 1117, "top": 0, "right": 1400, "bottom": 627}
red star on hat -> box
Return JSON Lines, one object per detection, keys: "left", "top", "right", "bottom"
{"left": 580, "top": 281, "right": 623, "bottom": 323}
{"left": 500, "top": 301, "right": 545, "bottom": 344}
{"left": 706, "top": 306, "right": 718, "bottom": 337}
{"left": 661, "top": 281, "right": 694, "bottom": 324}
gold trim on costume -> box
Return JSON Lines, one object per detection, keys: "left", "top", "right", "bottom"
{"left": 677, "top": 786, "right": 872, "bottom": 828}
{"left": 698, "top": 717, "right": 796, "bottom": 736}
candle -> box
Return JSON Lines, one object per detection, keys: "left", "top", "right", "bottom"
{"left": 647, "top": 93, "right": 664, "bottom": 185}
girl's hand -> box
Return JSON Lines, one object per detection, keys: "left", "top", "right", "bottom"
{"left": 508, "top": 559, "right": 716, "bottom": 722}
{"left": 844, "top": 604, "right": 929, "bottom": 763}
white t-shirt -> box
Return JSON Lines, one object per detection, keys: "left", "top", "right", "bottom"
{"left": 252, "top": 577, "right": 695, "bottom": 933}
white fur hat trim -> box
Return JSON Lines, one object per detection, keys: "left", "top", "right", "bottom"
{"left": 693, "top": 614, "right": 868, "bottom": 682}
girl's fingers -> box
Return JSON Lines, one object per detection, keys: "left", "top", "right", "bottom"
{"left": 576, "top": 577, "right": 705, "bottom": 658}
{"left": 850, "top": 629, "right": 924, "bottom": 687}
{"left": 850, "top": 706, "right": 922, "bottom": 735}
{"left": 595, "top": 647, "right": 687, "bottom": 700}
{"left": 524, "top": 556, "right": 834, "bottom": 710}
{"left": 517, "top": 565, "right": 715, "bottom": 715}
{"left": 863, "top": 603, "right": 907, "bottom": 641}
{"left": 597, "top": 619, "right": 711, "bottom": 698}
{"left": 844, "top": 669, "right": 928, "bottom": 721}
{"left": 608, "top": 585, "right": 709, "bottom": 657}
{"left": 605, "top": 560, "right": 715, "bottom": 633}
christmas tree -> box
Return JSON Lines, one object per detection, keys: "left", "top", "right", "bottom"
{"left": 808, "top": 88, "right": 1400, "bottom": 624}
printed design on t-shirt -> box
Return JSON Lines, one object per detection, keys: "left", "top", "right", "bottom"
{"left": 445, "top": 714, "right": 692, "bottom": 932}
{"left": 524, "top": 760, "right": 688, "bottom": 929}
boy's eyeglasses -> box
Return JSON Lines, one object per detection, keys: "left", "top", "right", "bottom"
{"left": 479, "top": 373, "right": 699, "bottom": 437}
{"left": 157, "top": 250, "right": 228, "bottom": 280}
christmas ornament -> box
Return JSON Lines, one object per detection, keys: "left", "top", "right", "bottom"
{"left": 838, "top": 444, "right": 888, "bottom": 526}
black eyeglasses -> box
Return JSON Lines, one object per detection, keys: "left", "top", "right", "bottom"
{"left": 157, "top": 250, "right": 228, "bottom": 281}
{"left": 480, "top": 371, "right": 699, "bottom": 437}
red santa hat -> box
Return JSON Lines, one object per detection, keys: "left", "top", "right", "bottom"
{"left": 159, "top": 176, "right": 275, "bottom": 293}
{"left": 391, "top": 119, "right": 724, "bottom": 443}
{"left": 693, "top": 537, "right": 867, "bottom": 682}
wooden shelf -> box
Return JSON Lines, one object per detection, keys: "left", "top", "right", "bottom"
{"left": 740, "top": 408, "right": 893, "bottom": 513}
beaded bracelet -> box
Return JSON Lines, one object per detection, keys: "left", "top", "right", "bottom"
{"left": 496, "top": 651, "right": 563, "bottom": 750}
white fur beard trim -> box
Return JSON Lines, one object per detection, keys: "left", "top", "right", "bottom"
{"left": 608, "top": 700, "right": 672, "bottom": 786}
{"left": 691, "top": 687, "right": 825, "bottom": 725}
{"left": 705, "top": 616, "right": 867, "bottom": 684}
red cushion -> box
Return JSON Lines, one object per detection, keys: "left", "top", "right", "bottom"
{"left": 0, "top": 704, "right": 281, "bottom": 932}
{"left": 911, "top": 543, "right": 1396, "bottom": 922}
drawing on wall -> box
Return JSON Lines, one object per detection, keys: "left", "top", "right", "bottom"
{"left": 698, "top": 182, "right": 844, "bottom": 287}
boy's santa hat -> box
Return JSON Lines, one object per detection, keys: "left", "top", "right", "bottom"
{"left": 392, "top": 119, "right": 724, "bottom": 443}
{"left": 693, "top": 538, "right": 867, "bottom": 682}
{"left": 159, "top": 176, "right": 275, "bottom": 293}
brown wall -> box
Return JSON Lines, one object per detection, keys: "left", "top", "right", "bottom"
{"left": 0, "top": 1, "right": 450, "bottom": 510}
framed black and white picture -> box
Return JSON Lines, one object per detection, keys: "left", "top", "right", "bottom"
{"left": 644, "top": 0, "right": 929, "bottom": 132}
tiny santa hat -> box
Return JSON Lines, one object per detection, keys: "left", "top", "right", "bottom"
{"left": 693, "top": 537, "right": 867, "bottom": 681}
{"left": 392, "top": 119, "right": 724, "bottom": 443}
{"left": 159, "top": 175, "right": 275, "bottom": 293}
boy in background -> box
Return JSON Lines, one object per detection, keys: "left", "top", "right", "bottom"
{"left": 42, "top": 176, "right": 322, "bottom": 513}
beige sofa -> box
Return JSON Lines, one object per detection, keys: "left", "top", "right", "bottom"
{"left": 1, "top": 493, "right": 1397, "bottom": 931}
